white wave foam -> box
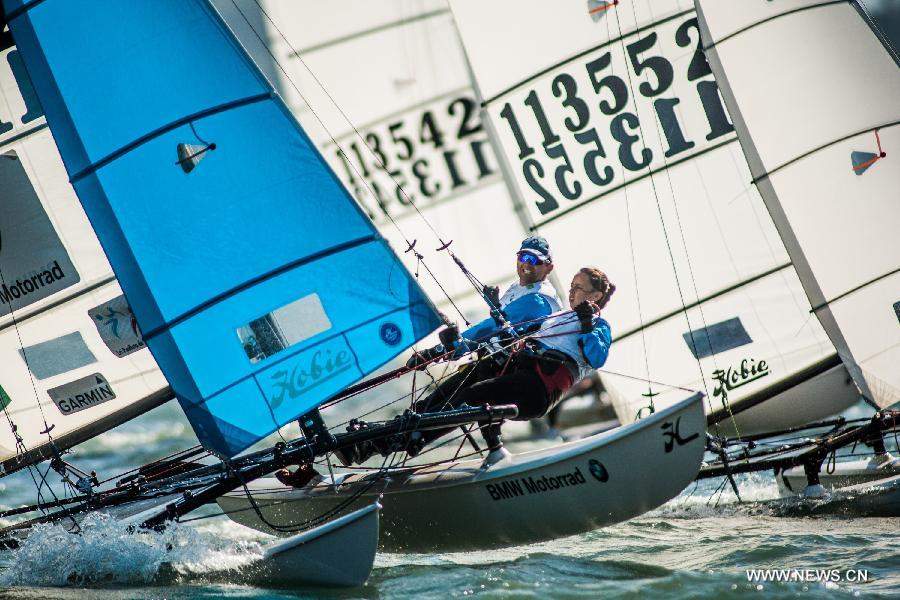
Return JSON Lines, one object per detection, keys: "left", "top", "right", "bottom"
{"left": 0, "top": 513, "right": 264, "bottom": 587}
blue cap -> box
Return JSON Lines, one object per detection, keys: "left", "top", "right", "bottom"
{"left": 518, "top": 236, "right": 552, "bottom": 262}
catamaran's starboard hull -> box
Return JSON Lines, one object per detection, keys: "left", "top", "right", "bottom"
{"left": 218, "top": 394, "right": 705, "bottom": 552}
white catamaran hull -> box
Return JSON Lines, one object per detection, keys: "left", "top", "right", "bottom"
{"left": 219, "top": 394, "right": 705, "bottom": 552}
{"left": 777, "top": 455, "right": 900, "bottom": 500}
{"left": 218, "top": 502, "right": 380, "bottom": 588}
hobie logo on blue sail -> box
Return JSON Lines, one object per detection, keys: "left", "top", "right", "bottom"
{"left": 380, "top": 322, "right": 402, "bottom": 346}
{"left": 266, "top": 347, "right": 353, "bottom": 409}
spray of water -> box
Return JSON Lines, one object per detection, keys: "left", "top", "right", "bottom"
{"left": 0, "top": 513, "right": 265, "bottom": 587}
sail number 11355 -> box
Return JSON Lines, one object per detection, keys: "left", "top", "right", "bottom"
{"left": 497, "top": 17, "right": 734, "bottom": 216}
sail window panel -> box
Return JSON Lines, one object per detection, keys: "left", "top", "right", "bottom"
{"left": 707, "top": 3, "right": 900, "bottom": 175}
{"left": 605, "top": 268, "right": 837, "bottom": 427}
{"left": 449, "top": 0, "right": 689, "bottom": 101}
{"left": 765, "top": 127, "right": 900, "bottom": 301}
{"left": 0, "top": 150, "right": 80, "bottom": 317}
{"left": 156, "top": 239, "right": 437, "bottom": 402}
{"left": 0, "top": 256, "right": 168, "bottom": 469}
{"left": 76, "top": 101, "right": 374, "bottom": 331}
{"left": 9, "top": 132, "right": 115, "bottom": 282}
{"left": 682, "top": 317, "right": 752, "bottom": 360}
{"left": 238, "top": 293, "right": 332, "bottom": 364}
{"left": 18, "top": 331, "right": 96, "bottom": 380}
{"left": 8, "top": 0, "right": 268, "bottom": 175}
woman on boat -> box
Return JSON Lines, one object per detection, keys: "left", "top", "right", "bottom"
{"left": 431, "top": 266, "right": 615, "bottom": 453}
{"left": 335, "top": 267, "right": 614, "bottom": 465}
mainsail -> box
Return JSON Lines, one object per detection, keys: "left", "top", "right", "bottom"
{"left": 3, "top": 0, "right": 441, "bottom": 458}
{"left": 0, "top": 31, "right": 170, "bottom": 475}
{"left": 447, "top": 0, "right": 858, "bottom": 432}
{"left": 696, "top": 0, "right": 900, "bottom": 409}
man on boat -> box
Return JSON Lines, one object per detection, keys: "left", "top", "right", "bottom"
{"left": 414, "top": 235, "right": 561, "bottom": 368}
{"left": 491, "top": 235, "right": 562, "bottom": 317}
{"left": 330, "top": 237, "right": 560, "bottom": 466}
{"left": 336, "top": 267, "right": 615, "bottom": 465}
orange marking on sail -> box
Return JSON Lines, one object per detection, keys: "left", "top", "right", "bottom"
{"left": 589, "top": 1, "right": 618, "bottom": 15}
{"left": 852, "top": 155, "right": 880, "bottom": 171}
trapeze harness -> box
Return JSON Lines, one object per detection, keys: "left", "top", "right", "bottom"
{"left": 510, "top": 341, "right": 578, "bottom": 413}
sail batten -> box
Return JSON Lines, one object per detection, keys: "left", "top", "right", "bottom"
{"left": 68, "top": 92, "right": 274, "bottom": 184}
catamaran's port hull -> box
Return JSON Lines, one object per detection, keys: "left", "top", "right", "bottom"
{"left": 219, "top": 394, "right": 705, "bottom": 553}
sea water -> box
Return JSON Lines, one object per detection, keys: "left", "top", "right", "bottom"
{"left": 1, "top": 398, "right": 898, "bottom": 599}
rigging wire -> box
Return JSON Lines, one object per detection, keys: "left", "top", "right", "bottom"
{"left": 0, "top": 266, "right": 81, "bottom": 530}
{"left": 600, "top": 9, "right": 655, "bottom": 419}
{"left": 610, "top": 5, "right": 724, "bottom": 430}
{"left": 621, "top": 1, "right": 740, "bottom": 438}
{"left": 230, "top": 0, "right": 493, "bottom": 322}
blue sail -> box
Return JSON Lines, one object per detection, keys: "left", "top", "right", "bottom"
{"left": 3, "top": 0, "right": 441, "bottom": 457}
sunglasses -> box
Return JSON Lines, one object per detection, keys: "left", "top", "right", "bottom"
{"left": 517, "top": 253, "right": 546, "bottom": 266}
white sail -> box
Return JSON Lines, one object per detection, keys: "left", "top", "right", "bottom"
{"left": 0, "top": 38, "right": 169, "bottom": 474}
{"left": 696, "top": 0, "right": 900, "bottom": 409}
{"left": 221, "top": 0, "right": 536, "bottom": 323}
{"left": 447, "top": 0, "right": 858, "bottom": 432}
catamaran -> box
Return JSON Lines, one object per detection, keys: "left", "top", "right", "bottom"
{"left": 222, "top": 0, "right": 899, "bottom": 535}
{"left": 0, "top": 0, "right": 706, "bottom": 586}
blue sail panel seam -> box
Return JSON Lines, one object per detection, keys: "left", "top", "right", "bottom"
{"left": 68, "top": 91, "right": 273, "bottom": 184}
{"left": 142, "top": 234, "right": 379, "bottom": 342}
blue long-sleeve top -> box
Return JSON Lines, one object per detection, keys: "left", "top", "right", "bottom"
{"left": 461, "top": 293, "right": 557, "bottom": 343}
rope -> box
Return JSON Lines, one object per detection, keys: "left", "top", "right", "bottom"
{"left": 233, "top": 0, "right": 495, "bottom": 320}
{"left": 613, "top": 4, "right": 729, "bottom": 433}
{"left": 601, "top": 9, "right": 655, "bottom": 418}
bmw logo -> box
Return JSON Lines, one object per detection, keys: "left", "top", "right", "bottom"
{"left": 588, "top": 459, "right": 609, "bottom": 482}
{"left": 380, "top": 322, "right": 402, "bottom": 346}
